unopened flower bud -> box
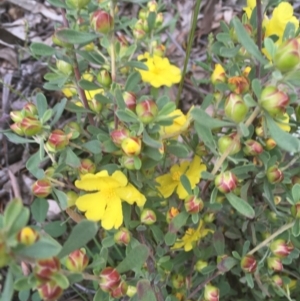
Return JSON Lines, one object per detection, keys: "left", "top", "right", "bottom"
{"left": 270, "top": 239, "right": 294, "bottom": 258}
{"left": 78, "top": 158, "right": 96, "bottom": 175}
{"left": 97, "top": 70, "right": 112, "bottom": 87}
{"left": 56, "top": 60, "right": 73, "bottom": 75}
{"left": 99, "top": 267, "right": 121, "bottom": 292}
{"left": 111, "top": 128, "right": 130, "bottom": 146}
{"left": 126, "top": 285, "right": 137, "bottom": 297}
{"left": 215, "top": 171, "right": 238, "bottom": 194}
{"left": 114, "top": 227, "right": 131, "bottom": 246}
{"left": 184, "top": 196, "right": 204, "bottom": 214}
{"left": 37, "top": 281, "right": 63, "bottom": 301}
{"left": 195, "top": 260, "right": 208, "bottom": 272}
{"left": 204, "top": 284, "right": 219, "bottom": 301}
{"left": 171, "top": 274, "right": 184, "bottom": 289}
{"left": 46, "top": 129, "right": 70, "bottom": 152}
{"left": 133, "top": 28, "right": 146, "bottom": 40}
{"left": 218, "top": 134, "right": 241, "bottom": 155}
{"left": 243, "top": 139, "right": 263, "bottom": 156}
{"left": 140, "top": 208, "right": 156, "bottom": 225}
{"left": 291, "top": 202, "right": 300, "bottom": 218}
{"left": 110, "top": 281, "right": 128, "bottom": 298}
{"left": 122, "top": 91, "right": 136, "bottom": 111}
{"left": 65, "top": 248, "right": 89, "bottom": 272}
{"left": 136, "top": 100, "right": 158, "bottom": 124}
{"left": 120, "top": 155, "right": 136, "bottom": 170}
{"left": 66, "top": 191, "right": 78, "bottom": 207}
{"left": 267, "top": 257, "right": 283, "bottom": 271}
{"left": 265, "top": 138, "right": 276, "bottom": 150}
{"left": 266, "top": 166, "right": 284, "bottom": 184}
{"left": 17, "top": 227, "right": 39, "bottom": 246}
{"left": 271, "top": 275, "right": 283, "bottom": 287}
{"left": 259, "top": 86, "right": 289, "bottom": 117}
{"left": 203, "top": 212, "right": 215, "bottom": 223}
{"left": 24, "top": 102, "right": 38, "bottom": 116}
{"left": 255, "top": 125, "right": 264, "bottom": 137}
{"left": 66, "top": 0, "right": 90, "bottom": 9}
{"left": 20, "top": 117, "right": 42, "bottom": 136}
{"left": 32, "top": 179, "right": 52, "bottom": 198}
{"left": 34, "top": 257, "right": 61, "bottom": 282}
{"left": 10, "top": 111, "right": 23, "bottom": 123}
{"left": 121, "top": 137, "right": 142, "bottom": 156}
{"left": 155, "top": 13, "right": 164, "bottom": 27}
{"left": 211, "top": 64, "right": 226, "bottom": 84}
{"left": 151, "top": 41, "right": 165, "bottom": 57}
{"left": 274, "top": 196, "right": 282, "bottom": 205}
{"left": 240, "top": 255, "right": 257, "bottom": 273}
{"left": 63, "top": 121, "right": 80, "bottom": 140}
{"left": 166, "top": 207, "right": 179, "bottom": 223}
{"left": 147, "top": 0, "right": 158, "bottom": 12}
{"left": 138, "top": 8, "right": 148, "bottom": 20}
{"left": 228, "top": 76, "right": 249, "bottom": 94}
{"left": 88, "top": 98, "right": 102, "bottom": 113}
{"left": 10, "top": 122, "right": 24, "bottom": 136}
{"left": 224, "top": 93, "right": 248, "bottom": 123}
{"left": 274, "top": 38, "right": 300, "bottom": 73}
{"left": 91, "top": 10, "right": 113, "bottom": 34}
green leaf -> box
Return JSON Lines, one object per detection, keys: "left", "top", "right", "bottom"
{"left": 14, "top": 277, "right": 32, "bottom": 291}
{"left": 226, "top": 193, "right": 255, "bottom": 219}
{"left": 264, "top": 37, "right": 276, "bottom": 59}
{"left": 125, "top": 71, "right": 141, "bottom": 91}
{"left": 51, "top": 98, "right": 67, "bottom": 126}
{"left": 245, "top": 273, "right": 254, "bottom": 288}
{"left": 102, "top": 236, "right": 115, "bottom": 248}
{"left": 46, "top": 0, "right": 68, "bottom": 7}
{"left": 56, "top": 29, "right": 98, "bottom": 44}
{"left": 157, "top": 102, "right": 176, "bottom": 117}
{"left": 78, "top": 79, "right": 101, "bottom": 91}
{"left": 52, "top": 189, "right": 68, "bottom": 210}
{"left": 265, "top": 114, "right": 300, "bottom": 152}
{"left": 116, "top": 109, "right": 139, "bottom": 123}
{"left": 18, "top": 290, "right": 30, "bottom": 301}
{"left": 220, "top": 46, "right": 240, "bottom": 58}
{"left": 147, "top": 11, "right": 156, "bottom": 32}
{"left": 65, "top": 147, "right": 81, "bottom": 167}
{"left": 1, "top": 267, "right": 14, "bottom": 301}
{"left": 93, "top": 289, "right": 109, "bottom": 301}
{"left": 164, "top": 232, "right": 177, "bottom": 246}
{"left": 116, "top": 245, "right": 149, "bottom": 273}
{"left": 292, "top": 184, "right": 300, "bottom": 203}
{"left": 31, "top": 198, "right": 49, "bottom": 223}
{"left": 82, "top": 140, "right": 102, "bottom": 154}
{"left": 217, "top": 256, "right": 237, "bottom": 273}
{"left": 251, "top": 79, "right": 261, "bottom": 99}
{"left": 180, "top": 174, "right": 192, "bottom": 195}
{"left": 7, "top": 208, "right": 30, "bottom": 238}
{"left": 50, "top": 273, "right": 69, "bottom": 289}
{"left": 213, "top": 231, "right": 225, "bottom": 256}
{"left": 126, "top": 61, "right": 148, "bottom": 71}
{"left": 77, "top": 50, "right": 104, "bottom": 65}
{"left": 166, "top": 142, "right": 189, "bottom": 158}
{"left": 41, "top": 109, "right": 53, "bottom": 124}
{"left": 292, "top": 220, "right": 300, "bottom": 237}
{"left": 232, "top": 17, "right": 267, "bottom": 64}
{"left": 4, "top": 199, "right": 23, "bottom": 230}
{"left": 15, "top": 235, "right": 62, "bottom": 258}
{"left": 137, "top": 280, "right": 156, "bottom": 301}
{"left": 134, "top": 156, "right": 142, "bottom": 170}
{"left": 169, "top": 211, "right": 189, "bottom": 232}
{"left": 36, "top": 93, "right": 48, "bottom": 119}
{"left": 65, "top": 102, "right": 91, "bottom": 113}
{"left": 143, "top": 131, "right": 162, "bottom": 148}
{"left": 58, "top": 220, "right": 98, "bottom": 258}
{"left": 115, "top": 88, "right": 125, "bottom": 109}
{"left": 4, "top": 133, "right": 35, "bottom": 144}
{"left": 44, "top": 221, "right": 67, "bottom": 238}
{"left": 30, "top": 43, "right": 55, "bottom": 56}
{"left": 94, "top": 93, "right": 111, "bottom": 104}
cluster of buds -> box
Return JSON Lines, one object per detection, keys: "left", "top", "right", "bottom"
{"left": 240, "top": 255, "right": 257, "bottom": 273}
{"left": 218, "top": 133, "right": 241, "bottom": 155}
{"left": 46, "top": 129, "right": 71, "bottom": 152}
{"left": 90, "top": 10, "right": 113, "bottom": 34}
{"left": 99, "top": 267, "right": 128, "bottom": 298}
{"left": 204, "top": 283, "right": 219, "bottom": 301}
{"left": 65, "top": 248, "right": 89, "bottom": 272}
{"left": 35, "top": 257, "right": 63, "bottom": 301}
{"left": 215, "top": 171, "right": 238, "bottom": 194}
{"left": 17, "top": 227, "right": 39, "bottom": 246}
{"left": 224, "top": 93, "right": 249, "bottom": 123}
{"left": 10, "top": 102, "right": 43, "bottom": 137}
{"left": 32, "top": 178, "right": 52, "bottom": 198}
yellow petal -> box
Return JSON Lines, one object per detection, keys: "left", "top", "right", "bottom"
{"left": 156, "top": 174, "right": 178, "bottom": 198}
{"left": 101, "top": 195, "right": 123, "bottom": 230}
{"left": 176, "top": 182, "right": 189, "bottom": 199}
{"left": 75, "top": 173, "right": 121, "bottom": 191}
{"left": 116, "top": 184, "right": 146, "bottom": 206}
{"left": 111, "top": 171, "right": 128, "bottom": 187}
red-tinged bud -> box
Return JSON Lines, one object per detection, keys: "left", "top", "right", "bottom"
{"left": 122, "top": 91, "right": 136, "bottom": 111}
{"left": 10, "top": 122, "right": 24, "bottom": 136}
{"left": 218, "top": 134, "right": 241, "bottom": 155}
{"left": 265, "top": 138, "right": 276, "bottom": 150}
{"left": 228, "top": 76, "right": 249, "bottom": 94}
{"left": 111, "top": 128, "right": 130, "bottom": 146}
{"left": 184, "top": 195, "right": 204, "bottom": 214}
{"left": 274, "top": 196, "right": 282, "bottom": 205}
{"left": 88, "top": 98, "right": 102, "bottom": 113}
{"left": 204, "top": 284, "right": 219, "bottom": 301}
{"left": 34, "top": 257, "right": 61, "bottom": 282}
{"left": 63, "top": 121, "right": 80, "bottom": 140}
{"left": 97, "top": 70, "right": 112, "bottom": 87}
{"left": 56, "top": 60, "right": 73, "bottom": 75}
{"left": 274, "top": 38, "right": 300, "bottom": 73}
{"left": 10, "top": 111, "right": 23, "bottom": 122}
{"left": 224, "top": 93, "right": 248, "bottom": 123}
{"left": 243, "top": 139, "right": 263, "bottom": 156}
{"left": 20, "top": 117, "right": 43, "bottom": 136}
{"left": 272, "top": 275, "right": 283, "bottom": 287}
{"left": 37, "top": 281, "right": 63, "bottom": 301}
{"left": 267, "top": 257, "right": 283, "bottom": 271}
{"left": 240, "top": 255, "right": 257, "bottom": 273}
{"left": 166, "top": 207, "right": 179, "bottom": 223}
{"left": 32, "top": 179, "right": 52, "bottom": 198}
{"left": 203, "top": 212, "right": 216, "bottom": 223}
{"left": 66, "top": 191, "right": 78, "bottom": 207}
{"left": 114, "top": 227, "right": 131, "bottom": 246}
{"left": 121, "top": 137, "right": 142, "bottom": 156}
{"left": 110, "top": 281, "right": 128, "bottom": 298}
{"left": 270, "top": 239, "right": 294, "bottom": 258}
{"left": 65, "top": 248, "right": 89, "bottom": 272}
{"left": 138, "top": 8, "right": 148, "bottom": 20}
{"left": 195, "top": 260, "right": 208, "bottom": 272}
{"left": 147, "top": 0, "right": 158, "bottom": 12}
{"left": 17, "top": 226, "right": 39, "bottom": 246}
{"left": 291, "top": 202, "right": 300, "bottom": 218}
{"left": 91, "top": 10, "right": 113, "bottom": 34}
{"left": 99, "top": 267, "right": 121, "bottom": 292}
{"left": 78, "top": 158, "right": 96, "bottom": 175}
{"left": 24, "top": 102, "right": 38, "bottom": 116}
{"left": 126, "top": 285, "right": 137, "bottom": 297}
{"left": 120, "top": 155, "right": 136, "bottom": 170}
{"left": 66, "top": 0, "right": 90, "bottom": 9}
{"left": 140, "top": 208, "right": 157, "bottom": 225}
{"left": 136, "top": 100, "right": 158, "bottom": 124}
{"left": 259, "top": 86, "right": 289, "bottom": 117}
{"left": 171, "top": 274, "right": 184, "bottom": 289}
{"left": 215, "top": 171, "right": 238, "bottom": 194}
{"left": 46, "top": 129, "right": 70, "bottom": 152}
{"left": 133, "top": 28, "right": 146, "bottom": 40}
{"left": 266, "top": 166, "right": 284, "bottom": 184}
{"left": 155, "top": 13, "right": 164, "bottom": 27}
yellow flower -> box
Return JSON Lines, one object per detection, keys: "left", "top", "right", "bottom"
{"left": 62, "top": 85, "right": 77, "bottom": 98}
{"left": 211, "top": 64, "right": 226, "bottom": 84}
{"left": 155, "top": 156, "right": 206, "bottom": 199}
{"left": 171, "top": 220, "right": 213, "bottom": 251}
{"left": 137, "top": 52, "right": 181, "bottom": 88}
{"left": 243, "top": 0, "right": 256, "bottom": 19}
{"left": 276, "top": 113, "right": 291, "bottom": 132}
{"left": 75, "top": 170, "right": 146, "bottom": 230}
{"left": 160, "top": 107, "right": 193, "bottom": 139}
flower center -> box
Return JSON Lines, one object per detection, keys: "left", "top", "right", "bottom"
{"left": 104, "top": 188, "right": 117, "bottom": 201}
{"left": 171, "top": 171, "right": 182, "bottom": 182}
